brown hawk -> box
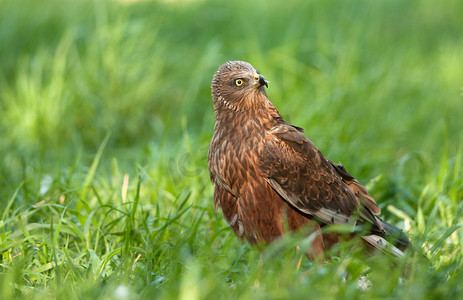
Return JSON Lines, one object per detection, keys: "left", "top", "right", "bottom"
{"left": 208, "top": 61, "right": 409, "bottom": 260}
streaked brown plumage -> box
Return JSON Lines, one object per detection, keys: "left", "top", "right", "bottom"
{"left": 208, "top": 61, "right": 409, "bottom": 260}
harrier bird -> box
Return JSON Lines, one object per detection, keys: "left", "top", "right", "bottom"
{"left": 208, "top": 61, "right": 409, "bottom": 260}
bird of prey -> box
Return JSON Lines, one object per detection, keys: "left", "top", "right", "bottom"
{"left": 208, "top": 61, "right": 409, "bottom": 260}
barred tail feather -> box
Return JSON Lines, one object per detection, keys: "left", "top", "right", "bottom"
{"left": 362, "top": 234, "right": 405, "bottom": 257}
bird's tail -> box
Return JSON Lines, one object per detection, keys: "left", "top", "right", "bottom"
{"left": 362, "top": 217, "right": 410, "bottom": 257}
{"left": 376, "top": 216, "right": 411, "bottom": 250}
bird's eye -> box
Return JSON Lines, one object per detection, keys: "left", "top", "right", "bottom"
{"left": 235, "top": 79, "right": 244, "bottom": 86}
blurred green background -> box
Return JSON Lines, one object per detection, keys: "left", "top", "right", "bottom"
{"left": 1, "top": 0, "right": 462, "bottom": 298}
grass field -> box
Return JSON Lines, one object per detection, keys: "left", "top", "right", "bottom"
{"left": 1, "top": 0, "right": 463, "bottom": 298}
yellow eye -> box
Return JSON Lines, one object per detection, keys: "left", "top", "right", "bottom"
{"left": 235, "top": 79, "right": 243, "bottom": 86}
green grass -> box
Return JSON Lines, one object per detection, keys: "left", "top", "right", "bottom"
{"left": 1, "top": 0, "right": 463, "bottom": 298}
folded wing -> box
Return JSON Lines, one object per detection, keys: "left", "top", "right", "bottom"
{"left": 259, "top": 122, "right": 385, "bottom": 237}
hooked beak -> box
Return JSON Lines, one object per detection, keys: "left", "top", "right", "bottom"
{"left": 258, "top": 74, "right": 268, "bottom": 88}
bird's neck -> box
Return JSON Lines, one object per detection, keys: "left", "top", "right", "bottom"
{"left": 214, "top": 99, "right": 283, "bottom": 130}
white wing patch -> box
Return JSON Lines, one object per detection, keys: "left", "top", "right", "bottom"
{"left": 265, "top": 178, "right": 353, "bottom": 225}
{"left": 318, "top": 208, "right": 352, "bottom": 225}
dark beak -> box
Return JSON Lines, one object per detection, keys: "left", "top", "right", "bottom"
{"left": 258, "top": 74, "right": 268, "bottom": 88}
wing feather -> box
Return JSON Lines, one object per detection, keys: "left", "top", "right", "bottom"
{"left": 260, "top": 123, "right": 379, "bottom": 228}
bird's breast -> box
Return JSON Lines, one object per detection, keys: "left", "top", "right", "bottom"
{"left": 208, "top": 120, "right": 265, "bottom": 196}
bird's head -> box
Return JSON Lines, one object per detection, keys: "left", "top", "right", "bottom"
{"left": 211, "top": 61, "right": 269, "bottom": 112}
